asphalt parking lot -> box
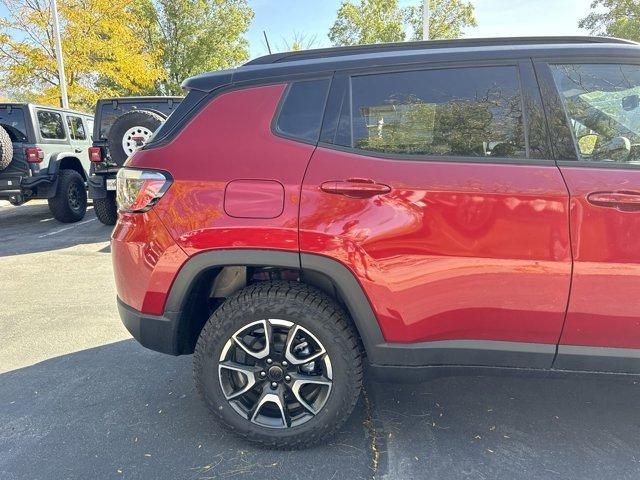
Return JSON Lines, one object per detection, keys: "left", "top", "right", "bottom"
{"left": 1, "top": 201, "right": 640, "bottom": 480}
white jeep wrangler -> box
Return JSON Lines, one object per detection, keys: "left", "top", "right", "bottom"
{"left": 0, "top": 103, "right": 94, "bottom": 223}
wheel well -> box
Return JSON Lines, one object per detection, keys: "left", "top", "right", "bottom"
{"left": 58, "top": 157, "right": 86, "bottom": 180}
{"left": 175, "top": 265, "right": 364, "bottom": 356}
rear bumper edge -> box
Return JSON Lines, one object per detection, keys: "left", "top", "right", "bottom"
{"left": 117, "top": 296, "right": 180, "bottom": 355}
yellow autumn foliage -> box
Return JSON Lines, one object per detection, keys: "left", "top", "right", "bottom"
{"left": 0, "top": 0, "right": 164, "bottom": 111}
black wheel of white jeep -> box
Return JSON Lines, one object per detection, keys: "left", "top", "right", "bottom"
{"left": 0, "top": 125, "right": 13, "bottom": 171}
{"left": 48, "top": 170, "right": 87, "bottom": 223}
{"left": 193, "top": 281, "right": 362, "bottom": 448}
{"left": 94, "top": 191, "right": 117, "bottom": 225}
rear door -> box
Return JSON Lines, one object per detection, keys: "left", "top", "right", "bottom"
{"left": 299, "top": 60, "right": 572, "bottom": 367}
{"left": 65, "top": 113, "right": 90, "bottom": 169}
{"left": 537, "top": 60, "right": 640, "bottom": 372}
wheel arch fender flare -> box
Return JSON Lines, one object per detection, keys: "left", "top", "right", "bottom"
{"left": 47, "top": 153, "right": 87, "bottom": 180}
{"left": 165, "top": 250, "right": 386, "bottom": 360}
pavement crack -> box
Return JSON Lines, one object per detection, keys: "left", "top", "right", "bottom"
{"left": 362, "top": 386, "right": 380, "bottom": 480}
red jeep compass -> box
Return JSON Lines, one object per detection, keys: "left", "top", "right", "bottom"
{"left": 113, "top": 37, "right": 640, "bottom": 448}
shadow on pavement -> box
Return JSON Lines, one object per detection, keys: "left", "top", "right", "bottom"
{"left": 0, "top": 340, "right": 372, "bottom": 480}
{"left": 368, "top": 370, "right": 640, "bottom": 480}
{"left": 2, "top": 339, "right": 640, "bottom": 479}
{"left": 0, "top": 202, "right": 113, "bottom": 257}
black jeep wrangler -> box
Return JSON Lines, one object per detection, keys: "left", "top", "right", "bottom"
{"left": 88, "top": 97, "right": 182, "bottom": 225}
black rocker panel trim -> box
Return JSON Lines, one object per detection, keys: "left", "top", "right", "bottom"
{"left": 554, "top": 345, "right": 640, "bottom": 374}
{"left": 371, "top": 340, "right": 556, "bottom": 369}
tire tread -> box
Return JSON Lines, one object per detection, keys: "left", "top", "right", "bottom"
{"left": 193, "top": 281, "right": 363, "bottom": 449}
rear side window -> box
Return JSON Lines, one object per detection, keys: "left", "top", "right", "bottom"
{"left": 275, "top": 79, "right": 331, "bottom": 143}
{"left": 66, "top": 115, "right": 87, "bottom": 140}
{"left": 550, "top": 63, "right": 640, "bottom": 164}
{"left": 98, "top": 101, "right": 181, "bottom": 139}
{"left": 347, "top": 66, "right": 526, "bottom": 159}
{"left": 37, "top": 110, "right": 66, "bottom": 140}
{"left": 0, "top": 106, "right": 28, "bottom": 142}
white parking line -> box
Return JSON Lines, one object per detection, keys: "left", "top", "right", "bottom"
{"left": 37, "top": 218, "right": 97, "bottom": 238}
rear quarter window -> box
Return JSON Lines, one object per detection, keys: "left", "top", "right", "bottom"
{"left": 275, "top": 79, "right": 331, "bottom": 144}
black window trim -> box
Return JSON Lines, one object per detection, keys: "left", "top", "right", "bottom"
{"left": 534, "top": 55, "right": 640, "bottom": 170}
{"left": 35, "top": 108, "right": 68, "bottom": 142}
{"left": 270, "top": 75, "right": 333, "bottom": 146}
{"left": 317, "top": 57, "right": 557, "bottom": 167}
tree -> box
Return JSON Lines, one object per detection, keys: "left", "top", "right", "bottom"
{"left": 0, "top": 0, "right": 163, "bottom": 110}
{"left": 579, "top": 0, "right": 640, "bottom": 42}
{"left": 328, "top": 0, "right": 477, "bottom": 47}
{"left": 405, "top": 0, "right": 477, "bottom": 41}
{"left": 149, "top": 0, "right": 253, "bottom": 95}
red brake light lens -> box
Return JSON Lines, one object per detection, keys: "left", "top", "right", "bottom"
{"left": 25, "top": 147, "right": 44, "bottom": 163}
{"left": 88, "top": 146, "right": 102, "bottom": 162}
{"left": 116, "top": 168, "right": 171, "bottom": 213}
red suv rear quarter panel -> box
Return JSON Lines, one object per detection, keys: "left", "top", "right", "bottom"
{"left": 112, "top": 84, "right": 315, "bottom": 314}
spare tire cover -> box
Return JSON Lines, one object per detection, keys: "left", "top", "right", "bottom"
{"left": 0, "top": 125, "right": 14, "bottom": 171}
{"left": 107, "top": 110, "right": 165, "bottom": 166}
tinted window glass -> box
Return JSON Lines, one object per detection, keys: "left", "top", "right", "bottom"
{"left": 349, "top": 66, "right": 526, "bottom": 158}
{"left": 37, "top": 110, "right": 66, "bottom": 140}
{"left": 98, "top": 101, "right": 181, "bottom": 139}
{"left": 276, "top": 79, "right": 330, "bottom": 143}
{"left": 66, "top": 115, "right": 86, "bottom": 140}
{"left": 0, "top": 106, "right": 28, "bottom": 142}
{"left": 551, "top": 63, "right": 640, "bottom": 164}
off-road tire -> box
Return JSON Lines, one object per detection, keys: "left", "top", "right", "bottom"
{"left": 48, "top": 170, "right": 87, "bottom": 223}
{"left": 0, "top": 125, "right": 13, "bottom": 171}
{"left": 94, "top": 191, "right": 117, "bottom": 225}
{"left": 107, "top": 110, "right": 165, "bottom": 166}
{"left": 193, "top": 281, "right": 363, "bottom": 449}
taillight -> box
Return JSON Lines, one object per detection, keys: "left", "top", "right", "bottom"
{"left": 25, "top": 147, "right": 44, "bottom": 163}
{"left": 88, "top": 146, "right": 102, "bottom": 162}
{"left": 116, "top": 168, "right": 171, "bottom": 213}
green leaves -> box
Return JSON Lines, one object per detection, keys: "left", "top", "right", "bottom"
{"left": 152, "top": 0, "right": 254, "bottom": 95}
{"left": 0, "top": 0, "right": 254, "bottom": 107}
{"left": 579, "top": 0, "right": 640, "bottom": 42}
{"left": 328, "top": 0, "right": 477, "bottom": 47}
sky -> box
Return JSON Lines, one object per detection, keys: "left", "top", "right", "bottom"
{"left": 246, "top": 0, "right": 594, "bottom": 58}
{"left": 0, "top": 0, "right": 594, "bottom": 60}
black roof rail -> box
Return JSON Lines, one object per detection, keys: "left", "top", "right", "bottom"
{"left": 245, "top": 36, "right": 637, "bottom": 66}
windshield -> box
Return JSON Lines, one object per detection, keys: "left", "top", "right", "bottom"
{"left": 0, "top": 105, "right": 28, "bottom": 142}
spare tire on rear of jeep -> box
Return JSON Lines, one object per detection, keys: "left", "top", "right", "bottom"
{"left": 0, "top": 125, "right": 13, "bottom": 171}
{"left": 107, "top": 110, "right": 165, "bottom": 166}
